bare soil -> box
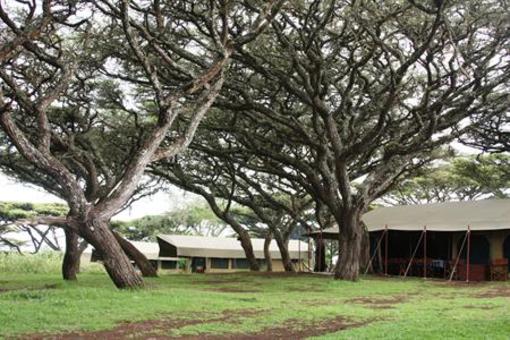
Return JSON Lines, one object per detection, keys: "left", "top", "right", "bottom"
{"left": 207, "top": 287, "right": 260, "bottom": 293}
{"left": 473, "top": 286, "right": 510, "bottom": 298}
{"left": 180, "top": 316, "right": 372, "bottom": 339}
{"left": 20, "top": 309, "right": 262, "bottom": 340}
{"left": 345, "top": 294, "right": 408, "bottom": 309}
{"left": 18, "top": 306, "right": 372, "bottom": 340}
{"left": 0, "top": 284, "right": 57, "bottom": 294}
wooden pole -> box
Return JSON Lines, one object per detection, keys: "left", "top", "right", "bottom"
{"left": 449, "top": 230, "right": 469, "bottom": 281}
{"left": 298, "top": 234, "right": 301, "bottom": 272}
{"left": 384, "top": 225, "right": 388, "bottom": 276}
{"left": 423, "top": 226, "right": 427, "bottom": 279}
{"left": 466, "top": 226, "right": 471, "bottom": 283}
{"left": 364, "top": 228, "right": 387, "bottom": 275}
{"left": 403, "top": 230, "right": 425, "bottom": 278}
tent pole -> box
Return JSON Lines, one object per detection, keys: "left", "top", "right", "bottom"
{"left": 423, "top": 226, "right": 427, "bottom": 279}
{"left": 403, "top": 230, "right": 425, "bottom": 278}
{"left": 364, "top": 228, "right": 387, "bottom": 275}
{"left": 449, "top": 230, "right": 469, "bottom": 281}
{"left": 298, "top": 233, "right": 301, "bottom": 272}
{"left": 384, "top": 225, "right": 388, "bottom": 276}
{"left": 466, "top": 226, "right": 471, "bottom": 283}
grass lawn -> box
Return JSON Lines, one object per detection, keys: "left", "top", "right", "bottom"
{"left": 1, "top": 268, "right": 510, "bottom": 339}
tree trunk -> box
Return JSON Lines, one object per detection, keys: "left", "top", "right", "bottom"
{"left": 264, "top": 231, "right": 273, "bottom": 272}
{"left": 334, "top": 210, "right": 363, "bottom": 281}
{"left": 314, "top": 237, "right": 327, "bottom": 272}
{"left": 62, "top": 229, "right": 80, "bottom": 281}
{"left": 237, "top": 229, "right": 260, "bottom": 271}
{"left": 359, "top": 225, "right": 370, "bottom": 274}
{"left": 113, "top": 231, "right": 158, "bottom": 277}
{"left": 274, "top": 234, "right": 295, "bottom": 272}
{"left": 78, "top": 218, "right": 144, "bottom": 289}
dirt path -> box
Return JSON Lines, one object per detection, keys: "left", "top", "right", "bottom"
{"left": 19, "top": 312, "right": 369, "bottom": 340}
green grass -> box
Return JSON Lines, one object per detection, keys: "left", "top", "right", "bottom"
{"left": 0, "top": 255, "right": 509, "bottom": 339}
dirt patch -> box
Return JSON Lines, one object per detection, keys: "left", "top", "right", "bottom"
{"left": 207, "top": 287, "right": 260, "bottom": 293}
{"left": 0, "top": 284, "right": 58, "bottom": 294}
{"left": 345, "top": 295, "right": 408, "bottom": 309}
{"left": 430, "top": 280, "right": 489, "bottom": 287}
{"left": 463, "top": 304, "right": 499, "bottom": 310}
{"left": 20, "top": 309, "right": 263, "bottom": 340}
{"left": 180, "top": 316, "right": 373, "bottom": 339}
{"left": 473, "top": 286, "right": 510, "bottom": 298}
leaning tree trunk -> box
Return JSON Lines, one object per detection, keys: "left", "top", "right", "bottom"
{"left": 62, "top": 229, "right": 80, "bottom": 281}
{"left": 113, "top": 231, "right": 158, "bottom": 277}
{"left": 237, "top": 229, "right": 260, "bottom": 271}
{"left": 274, "top": 234, "right": 295, "bottom": 272}
{"left": 334, "top": 210, "right": 363, "bottom": 281}
{"left": 78, "top": 218, "right": 144, "bottom": 289}
{"left": 263, "top": 232, "right": 273, "bottom": 272}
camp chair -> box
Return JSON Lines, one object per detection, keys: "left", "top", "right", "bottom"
{"left": 490, "top": 259, "right": 508, "bottom": 281}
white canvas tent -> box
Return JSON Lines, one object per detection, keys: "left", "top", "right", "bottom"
{"left": 315, "top": 199, "right": 510, "bottom": 234}
{"left": 157, "top": 234, "right": 308, "bottom": 259}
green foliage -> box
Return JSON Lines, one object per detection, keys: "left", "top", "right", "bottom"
{"left": 114, "top": 202, "right": 228, "bottom": 241}
{"left": 384, "top": 154, "right": 510, "bottom": 205}
{"left": 0, "top": 201, "right": 68, "bottom": 222}
{"left": 0, "top": 252, "right": 62, "bottom": 274}
{"left": 0, "top": 252, "right": 103, "bottom": 274}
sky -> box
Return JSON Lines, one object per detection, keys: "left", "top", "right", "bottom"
{"left": 0, "top": 173, "right": 200, "bottom": 221}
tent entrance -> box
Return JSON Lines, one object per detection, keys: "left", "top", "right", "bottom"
{"left": 503, "top": 235, "right": 510, "bottom": 271}
{"left": 372, "top": 230, "right": 452, "bottom": 278}
{"left": 191, "top": 257, "right": 206, "bottom": 273}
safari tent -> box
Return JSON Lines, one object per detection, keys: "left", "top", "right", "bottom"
{"left": 311, "top": 199, "right": 510, "bottom": 281}
{"left": 157, "top": 234, "right": 309, "bottom": 273}
{"left": 85, "top": 241, "right": 180, "bottom": 271}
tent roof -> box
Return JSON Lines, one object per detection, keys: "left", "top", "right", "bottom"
{"left": 157, "top": 234, "right": 308, "bottom": 259}
{"left": 314, "top": 199, "right": 510, "bottom": 234}
{"left": 87, "top": 241, "right": 160, "bottom": 260}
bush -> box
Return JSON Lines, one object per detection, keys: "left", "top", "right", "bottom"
{"left": 0, "top": 252, "right": 105, "bottom": 274}
{"left": 0, "top": 252, "right": 62, "bottom": 273}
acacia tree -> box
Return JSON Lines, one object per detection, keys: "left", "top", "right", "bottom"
{"left": 151, "top": 139, "right": 314, "bottom": 272}
{"left": 0, "top": 201, "right": 68, "bottom": 253}
{"left": 205, "top": 0, "right": 510, "bottom": 280}
{"left": 383, "top": 154, "right": 510, "bottom": 205}
{"left": 114, "top": 202, "right": 231, "bottom": 241}
{"left": 0, "top": 0, "right": 281, "bottom": 288}
{"left": 462, "top": 112, "right": 509, "bottom": 153}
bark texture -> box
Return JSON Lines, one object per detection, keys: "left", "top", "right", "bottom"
{"left": 314, "top": 238, "right": 327, "bottom": 272}
{"left": 263, "top": 232, "right": 273, "bottom": 272}
{"left": 113, "top": 231, "right": 158, "bottom": 277}
{"left": 237, "top": 230, "right": 260, "bottom": 271}
{"left": 62, "top": 229, "right": 80, "bottom": 281}
{"left": 334, "top": 211, "right": 363, "bottom": 280}
{"left": 274, "top": 235, "right": 295, "bottom": 272}
{"left": 79, "top": 219, "right": 144, "bottom": 288}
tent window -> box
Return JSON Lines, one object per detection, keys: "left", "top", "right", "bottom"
{"left": 161, "top": 260, "right": 177, "bottom": 269}
{"left": 211, "top": 258, "right": 229, "bottom": 269}
{"left": 233, "top": 259, "right": 250, "bottom": 269}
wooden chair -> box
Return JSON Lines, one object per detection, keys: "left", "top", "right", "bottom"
{"left": 490, "top": 259, "right": 508, "bottom": 281}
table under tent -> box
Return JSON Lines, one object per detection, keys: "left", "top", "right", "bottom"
{"left": 310, "top": 199, "right": 510, "bottom": 282}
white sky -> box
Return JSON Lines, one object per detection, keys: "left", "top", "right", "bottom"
{"left": 0, "top": 173, "right": 200, "bottom": 221}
